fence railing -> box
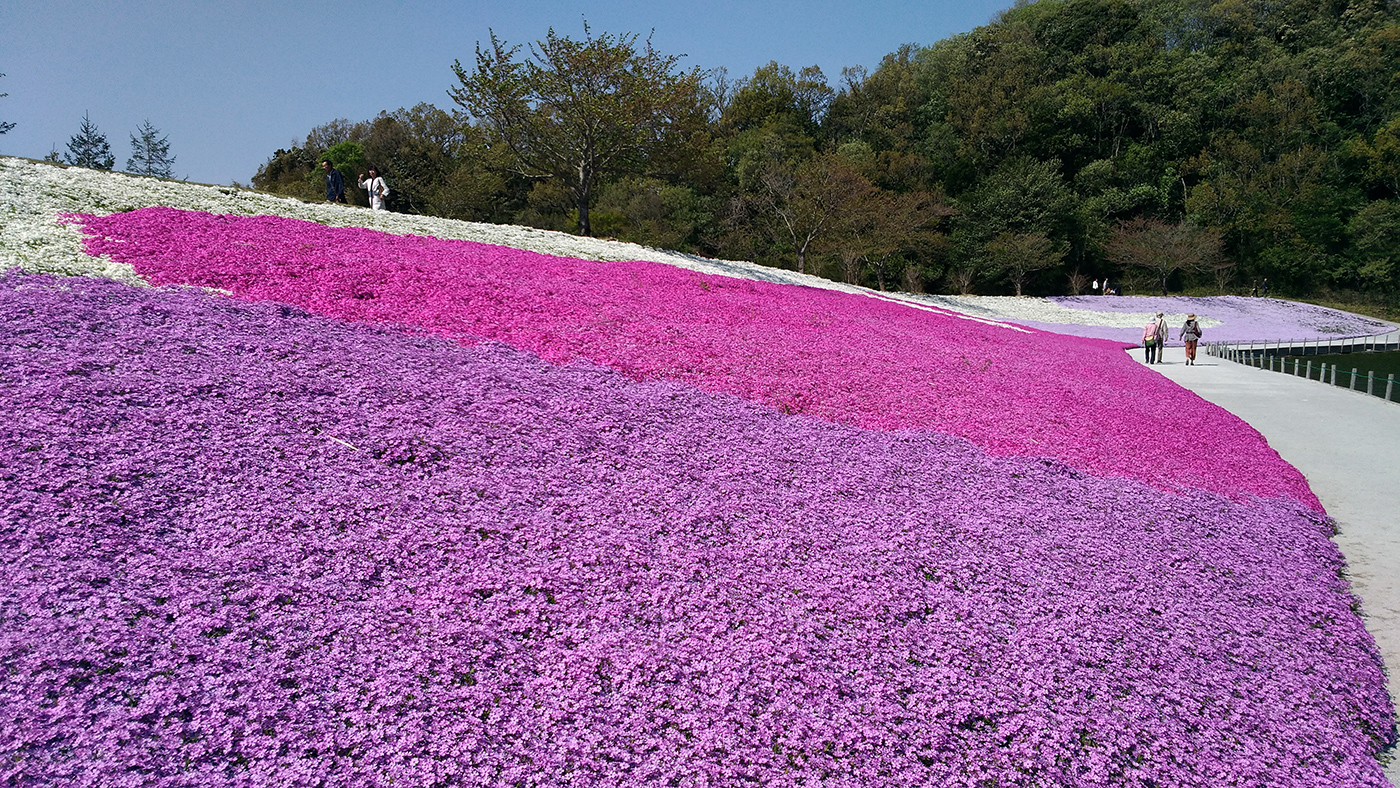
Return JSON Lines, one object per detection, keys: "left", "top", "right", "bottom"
{"left": 1205, "top": 337, "right": 1399, "bottom": 404}
{"left": 1204, "top": 331, "right": 1400, "bottom": 358}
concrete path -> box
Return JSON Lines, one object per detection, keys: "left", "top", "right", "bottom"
{"left": 1136, "top": 349, "right": 1400, "bottom": 783}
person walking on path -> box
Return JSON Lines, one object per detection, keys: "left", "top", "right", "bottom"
{"left": 322, "top": 160, "right": 346, "bottom": 204}
{"left": 1142, "top": 318, "right": 1160, "bottom": 364}
{"left": 1180, "top": 313, "right": 1203, "bottom": 365}
{"left": 359, "top": 167, "right": 389, "bottom": 211}
{"left": 1142, "top": 312, "right": 1168, "bottom": 364}
{"left": 1153, "top": 312, "right": 1169, "bottom": 360}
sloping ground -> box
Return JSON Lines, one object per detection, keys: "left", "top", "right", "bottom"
{"left": 1, "top": 273, "right": 1391, "bottom": 787}
{"left": 916, "top": 295, "right": 1396, "bottom": 346}
{"left": 72, "top": 207, "right": 1314, "bottom": 506}
{"left": 0, "top": 156, "right": 873, "bottom": 292}
{"left": 0, "top": 158, "right": 1396, "bottom": 785}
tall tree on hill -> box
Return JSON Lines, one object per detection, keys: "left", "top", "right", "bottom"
{"left": 126, "top": 120, "right": 176, "bottom": 178}
{"left": 0, "top": 71, "right": 14, "bottom": 135}
{"left": 751, "top": 151, "right": 876, "bottom": 275}
{"left": 1105, "top": 218, "right": 1223, "bottom": 296}
{"left": 450, "top": 23, "right": 708, "bottom": 236}
{"left": 985, "top": 231, "right": 1061, "bottom": 297}
{"left": 65, "top": 113, "right": 115, "bottom": 170}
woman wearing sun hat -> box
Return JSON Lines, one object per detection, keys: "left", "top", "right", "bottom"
{"left": 1179, "top": 313, "right": 1203, "bottom": 365}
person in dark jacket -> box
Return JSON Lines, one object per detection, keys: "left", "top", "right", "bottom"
{"left": 322, "top": 160, "right": 346, "bottom": 203}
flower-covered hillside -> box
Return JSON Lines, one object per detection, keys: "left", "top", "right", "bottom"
{"left": 913, "top": 295, "right": 1396, "bottom": 346}
{"left": 0, "top": 156, "right": 864, "bottom": 291}
{"left": 1, "top": 273, "right": 1392, "bottom": 787}
{"left": 74, "top": 207, "right": 1316, "bottom": 506}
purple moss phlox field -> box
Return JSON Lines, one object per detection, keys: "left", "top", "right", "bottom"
{"left": 73, "top": 208, "right": 1315, "bottom": 506}
{"left": 1, "top": 273, "right": 1393, "bottom": 786}
{"left": 1040, "top": 296, "right": 1395, "bottom": 346}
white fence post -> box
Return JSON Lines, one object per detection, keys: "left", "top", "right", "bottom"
{"left": 1352, "top": 368, "right": 1360, "bottom": 391}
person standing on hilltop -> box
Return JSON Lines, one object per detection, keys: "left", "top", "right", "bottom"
{"left": 1180, "top": 313, "right": 1203, "bottom": 365}
{"left": 321, "top": 159, "right": 346, "bottom": 204}
{"left": 358, "top": 167, "right": 390, "bottom": 211}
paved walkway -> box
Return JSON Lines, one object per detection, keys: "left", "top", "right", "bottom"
{"left": 1137, "top": 349, "right": 1400, "bottom": 783}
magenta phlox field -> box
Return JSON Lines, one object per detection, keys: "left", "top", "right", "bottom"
{"left": 0, "top": 273, "right": 1393, "bottom": 786}
{"left": 74, "top": 208, "right": 1315, "bottom": 506}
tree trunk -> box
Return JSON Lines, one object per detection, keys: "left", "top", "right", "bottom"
{"left": 576, "top": 198, "right": 591, "bottom": 236}
{"left": 575, "top": 163, "right": 592, "bottom": 236}
{"left": 840, "top": 251, "right": 861, "bottom": 284}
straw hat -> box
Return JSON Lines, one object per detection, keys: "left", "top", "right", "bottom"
{"left": 1187, "top": 313, "right": 1197, "bottom": 319}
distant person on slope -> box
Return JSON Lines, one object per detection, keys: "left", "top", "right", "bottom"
{"left": 359, "top": 167, "right": 389, "bottom": 211}
{"left": 321, "top": 160, "right": 346, "bottom": 204}
{"left": 1180, "top": 313, "right": 1203, "bottom": 365}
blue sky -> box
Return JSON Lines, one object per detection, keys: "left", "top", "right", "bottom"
{"left": 0, "top": 0, "right": 1011, "bottom": 185}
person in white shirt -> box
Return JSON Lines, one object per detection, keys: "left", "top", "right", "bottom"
{"left": 358, "top": 167, "right": 389, "bottom": 210}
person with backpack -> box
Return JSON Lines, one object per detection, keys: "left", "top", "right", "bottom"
{"left": 358, "top": 167, "right": 390, "bottom": 211}
{"left": 1142, "top": 312, "right": 1168, "bottom": 364}
{"left": 1142, "top": 319, "right": 1159, "bottom": 364}
{"left": 1180, "top": 313, "right": 1204, "bottom": 365}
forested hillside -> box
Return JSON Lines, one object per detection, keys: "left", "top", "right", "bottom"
{"left": 252, "top": 0, "right": 1400, "bottom": 301}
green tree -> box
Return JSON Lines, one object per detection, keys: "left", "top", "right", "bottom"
{"left": 826, "top": 186, "right": 951, "bottom": 289}
{"left": 1350, "top": 115, "right": 1400, "bottom": 200}
{"left": 65, "top": 112, "right": 115, "bottom": 170}
{"left": 126, "top": 120, "right": 176, "bottom": 178}
{"left": 750, "top": 151, "right": 876, "bottom": 274}
{"left": 722, "top": 62, "right": 833, "bottom": 137}
{"left": 1104, "top": 217, "right": 1224, "bottom": 295}
{"left": 592, "top": 176, "right": 717, "bottom": 252}
{"left": 450, "top": 24, "right": 707, "bottom": 236}
{"left": 252, "top": 145, "right": 321, "bottom": 200}
{"left": 1345, "top": 200, "right": 1400, "bottom": 292}
{"left": 985, "top": 231, "right": 1062, "bottom": 296}
{"left": 320, "top": 141, "right": 370, "bottom": 204}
